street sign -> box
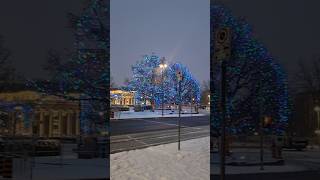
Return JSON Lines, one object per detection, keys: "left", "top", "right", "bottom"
{"left": 176, "top": 70, "right": 183, "bottom": 81}
{"left": 214, "top": 27, "right": 231, "bottom": 61}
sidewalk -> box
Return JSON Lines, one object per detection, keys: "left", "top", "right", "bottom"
{"left": 12, "top": 157, "right": 109, "bottom": 180}
{"left": 10, "top": 144, "right": 109, "bottom": 180}
{"left": 111, "top": 136, "right": 209, "bottom": 180}
{"left": 211, "top": 149, "right": 306, "bottom": 175}
{"left": 211, "top": 148, "right": 283, "bottom": 166}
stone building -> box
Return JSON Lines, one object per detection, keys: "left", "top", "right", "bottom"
{"left": 0, "top": 91, "right": 80, "bottom": 138}
{"left": 290, "top": 92, "right": 320, "bottom": 137}
{"left": 110, "top": 89, "right": 135, "bottom": 106}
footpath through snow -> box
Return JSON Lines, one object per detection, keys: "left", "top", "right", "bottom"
{"left": 111, "top": 137, "right": 210, "bottom": 180}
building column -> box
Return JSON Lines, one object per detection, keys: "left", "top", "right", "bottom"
{"left": 58, "top": 111, "right": 62, "bottom": 137}
{"left": 39, "top": 109, "right": 45, "bottom": 137}
{"left": 67, "top": 111, "right": 71, "bottom": 136}
{"left": 39, "top": 111, "right": 44, "bottom": 137}
{"left": 76, "top": 110, "right": 80, "bottom": 136}
{"left": 49, "top": 111, "right": 53, "bottom": 137}
{"left": 9, "top": 112, "right": 14, "bottom": 135}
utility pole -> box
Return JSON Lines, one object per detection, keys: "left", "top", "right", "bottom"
{"left": 177, "top": 70, "right": 183, "bottom": 151}
{"left": 213, "top": 27, "right": 231, "bottom": 180}
{"left": 190, "top": 93, "right": 193, "bottom": 117}
{"left": 78, "top": 98, "right": 83, "bottom": 159}
{"left": 162, "top": 69, "right": 164, "bottom": 116}
{"left": 220, "top": 60, "right": 227, "bottom": 179}
{"left": 259, "top": 78, "right": 264, "bottom": 171}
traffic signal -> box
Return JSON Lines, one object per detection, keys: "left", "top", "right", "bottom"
{"left": 263, "top": 116, "right": 272, "bottom": 127}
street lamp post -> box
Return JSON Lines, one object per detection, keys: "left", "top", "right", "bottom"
{"left": 159, "top": 58, "right": 167, "bottom": 116}
{"left": 151, "top": 70, "right": 156, "bottom": 112}
{"left": 314, "top": 106, "right": 320, "bottom": 142}
{"left": 178, "top": 79, "right": 182, "bottom": 150}
{"left": 190, "top": 92, "right": 193, "bottom": 116}
{"left": 314, "top": 106, "right": 320, "bottom": 130}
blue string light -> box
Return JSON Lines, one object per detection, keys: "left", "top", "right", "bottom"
{"left": 211, "top": 4, "right": 290, "bottom": 135}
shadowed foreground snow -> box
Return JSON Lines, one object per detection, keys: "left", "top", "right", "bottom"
{"left": 111, "top": 137, "right": 210, "bottom": 180}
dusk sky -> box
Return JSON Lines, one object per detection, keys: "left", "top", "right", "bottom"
{"left": 1, "top": 0, "right": 319, "bottom": 87}
{"left": 0, "top": 0, "right": 85, "bottom": 79}
{"left": 216, "top": 0, "right": 320, "bottom": 84}
{"left": 111, "top": 0, "right": 210, "bottom": 86}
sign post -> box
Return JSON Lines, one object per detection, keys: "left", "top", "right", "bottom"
{"left": 314, "top": 106, "right": 320, "bottom": 132}
{"left": 177, "top": 70, "right": 183, "bottom": 151}
{"left": 214, "top": 27, "right": 231, "bottom": 180}
{"left": 314, "top": 106, "right": 320, "bottom": 145}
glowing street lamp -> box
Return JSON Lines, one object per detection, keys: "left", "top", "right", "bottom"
{"left": 160, "top": 57, "right": 168, "bottom": 116}
{"left": 159, "top": 63, "right": 168, "bottom": 69}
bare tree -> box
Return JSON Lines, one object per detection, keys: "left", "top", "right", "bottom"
{"left": 295, "top": 57, "right": 320, "bottom": 103}
{"left": 200, "top": 80, "right": 210, "bottom": 106}
{"left": 0, "top": 36, "right": 18, "bottom": 90}
{"left": 110, "top": 76, "right": 118, "bottom": 89}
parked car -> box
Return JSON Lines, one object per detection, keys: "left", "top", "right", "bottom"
{"left": 134, "top": 105, "right": 143, "bottom": 112}
{"left": 35, "top": 140, "right": 61, "bottom": 156}
{"left": 282, "top": 136, "right": 308, "bottom": 151}
{"left": 77, "top": 137, "right": 98, "bottom": 159}
{"left": 0, "top": 137, "right": 4, "bottom": 152}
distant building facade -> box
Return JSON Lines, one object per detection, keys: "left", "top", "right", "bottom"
{"left": 0, "top": 91, "right": 80, "bottom": 138}
{"left": 290, "top": 92, "right": 319, "bottom": 137}
{"left": 110, "top": 89, "right": 136, "bottom": 106}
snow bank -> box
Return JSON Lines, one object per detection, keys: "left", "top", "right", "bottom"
{"left": 111, "top": 137, "right": 210, "bottom": 180}
{"left": 112, "top": 109, "right": 209, "bottom": 119}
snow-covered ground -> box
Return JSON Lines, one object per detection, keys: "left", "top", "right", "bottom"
{"left": 11, "top": 144, "right": 109, "bottom": 180}
{"left": 112, "top": 109, "right": 209, "bottom": 119}
{"left": 111, "top": 137, "right": 210, "bottom": 180}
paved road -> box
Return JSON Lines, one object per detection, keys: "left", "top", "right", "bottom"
{"left": 211, "top": 171, "right": 320, "bottom": 180}
{"left": 284, "top": 149, "right": 320, "bottom": 171}
{"left": 110, "top": 115, "right": 209, "bottom": 153}
{"left": 110, "top": 115, "right": 209, "bottom": 136}
{"left": 211, "top": 148, "right": 320, "bottom": 180}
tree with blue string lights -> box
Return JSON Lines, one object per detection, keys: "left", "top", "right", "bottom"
{"left": 128, "top": 54, "right": 201, "bottom": 109}
{"left": 167, "top": 63, "right": 201, "bottom": 106}
{"left": 128, "top": 53, "right": 162, "bottom": 109}
{"left": 211, "top": 4, "right": 290, "bottom": 135}
{"left": 28, "top": 0, "right": 109, "bottom": 135}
